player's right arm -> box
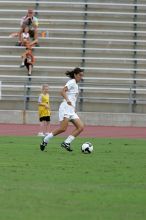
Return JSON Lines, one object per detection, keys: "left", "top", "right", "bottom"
{"left": 60, "top": 86, "right": 72, "bottom": 106}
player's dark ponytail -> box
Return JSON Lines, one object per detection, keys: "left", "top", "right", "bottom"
{"left": 65, "top": 67, "right": 84, "bottom": 79}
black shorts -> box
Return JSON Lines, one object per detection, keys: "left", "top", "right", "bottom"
{"left": 29, "top": 29, "right": 35, "bottom": 38}
{"left": 24, "top": 59, "right": 33, "bottom": 71}
{"left": 40, "top": 116, "right": 51, "bottom": 122}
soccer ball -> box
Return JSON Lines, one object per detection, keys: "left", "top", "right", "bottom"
{"left": 81, "top": 142, "right": 93, "bottom": 154}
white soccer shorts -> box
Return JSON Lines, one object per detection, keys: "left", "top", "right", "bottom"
{"left": 59, "top": 102, "right": 79, "bottom": 121}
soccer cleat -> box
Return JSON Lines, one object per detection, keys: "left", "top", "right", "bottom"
{"left": 61, "top": 142, "right": 73, "bottom": 152}
{"left": 40, "top": 141, "right": 47, "bottom": 151}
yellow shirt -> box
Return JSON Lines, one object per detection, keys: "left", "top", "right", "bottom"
{"left": 38, "top": 93, "right": 51, "bottom": 118}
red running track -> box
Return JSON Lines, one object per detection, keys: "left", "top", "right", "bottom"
{"left": 0, "top": 123, "right": 146, "bottom": 139}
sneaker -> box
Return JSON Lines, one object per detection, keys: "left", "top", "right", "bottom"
{"left": 35, "top": 43, "right": 40, "bottom": 47}
{"left": 28, "top": 76, "right": 31, "bottom": 81}
{"left": 40, "top": 141, "right": 47, "bottom": 151}
{"left": 20, "top": 64, "right": 25, "bottom": 68}
{"left": 61, "top": 142, "right": 73, "bottom": 152}
{"left": 15, "top": 42, "right": 21, "bottom": 46}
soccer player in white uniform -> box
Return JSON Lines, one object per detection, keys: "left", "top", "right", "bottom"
{"left": 40, "top": 67, "right": 84, "bottom": 152}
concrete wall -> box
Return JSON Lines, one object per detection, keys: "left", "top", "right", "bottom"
{"left": 0, "top": 110, "right": 146, "bottom": 127}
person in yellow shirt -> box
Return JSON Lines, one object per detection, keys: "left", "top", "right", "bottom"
{"left": 38, "top": 84, "right": 51, "bottom": 137}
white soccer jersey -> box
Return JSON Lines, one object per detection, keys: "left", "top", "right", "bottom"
{"left": 63, "top": 79, "right": 79, "bottom": 107}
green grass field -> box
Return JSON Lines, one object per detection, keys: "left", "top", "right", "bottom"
{"left": 0, "top": 136, "right": 146, "bottom": 220}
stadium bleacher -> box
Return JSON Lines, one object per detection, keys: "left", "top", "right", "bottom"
{"left": 1, "top": 0, "right": 146, "bottom": 125}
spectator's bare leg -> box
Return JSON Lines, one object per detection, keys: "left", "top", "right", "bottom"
{"left": 20, "top": 57, "right": 25, "bottom": 68}
{"left": 34, "top": 28, "right": 38, "bottom": 41}
{"left": 18, "top": 28, "right": 23, "bottom": 45}
{"left": 28, "top": 65, "right": 32, "bottom": 75}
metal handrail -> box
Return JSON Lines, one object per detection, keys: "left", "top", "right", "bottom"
{"left": 1, "top": 55, "right": 146, "bottom": 61}
{"left": 1, "top": 18, "right": 146, "bottom": 26}
{"left": 0, "top": 65, "right": 146, "bottom": 72}
{"left": 0, "top": 1, "right": 145, "bottom": 7}
{"left": 1, "top": 18, "right": 146, "bottom": 25}
{"left": 1, "top": 27, "right": 146, "bottom": 34}
{"left": 2, "top": 84, "right": 146, "bottom": 91}
{"left": 0, "top": 1, "right": 146, "bottom": 7}
{"left": 0, "top": 1, "right": 144, "bottom": 6}
{"left": 1, "top": 9, "right": 146, "bottom": 16}
{"left": 1, "top": 36, "right": 146, "bottom": 43}
{"left": 0, "top": 75, "right": 146, "bottom": 82}
{"left": 1, "top": 45, "right": 146, "bottom": 52}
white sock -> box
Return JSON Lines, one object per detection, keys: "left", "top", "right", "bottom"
{"left": 64, "top": 135, "right": 75, "bottom": 144}
{"left": 44, "top": 132, "right": 53, "bottom": 143}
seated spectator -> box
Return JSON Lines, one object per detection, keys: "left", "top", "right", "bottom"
{"left": 10, "top": 27, "right": 37, "bottom": 47}
{"left": 20, "top": 48, "right": 35, "bottom": 76}
{"left": 17, "top": 9, "right": 39, "bottom": 46}
{"left": 21, "top": 26, "right": 38, "bottom": 47}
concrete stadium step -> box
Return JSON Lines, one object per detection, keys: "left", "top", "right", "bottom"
{"left": 1, "top": 0, "right": 146, "bottom": 113}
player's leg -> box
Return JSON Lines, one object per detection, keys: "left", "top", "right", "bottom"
{"left": 40, "top": 118, "right": 69, "bottom": 151}
{"left": 44, "top": 117, "right": 69, "bottom": 141}
{"left": 53, "top": 118, "right": 74, "bottom": 152}
{"left": 61, "top": 118, "right": 84, "bottom": 151}
{"left": 70, "top": 118, "right": 84, "bottom": 137}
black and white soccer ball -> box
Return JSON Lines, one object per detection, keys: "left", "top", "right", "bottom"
{"left": 81, "top": 142, "right": 93, "bottom": 154}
